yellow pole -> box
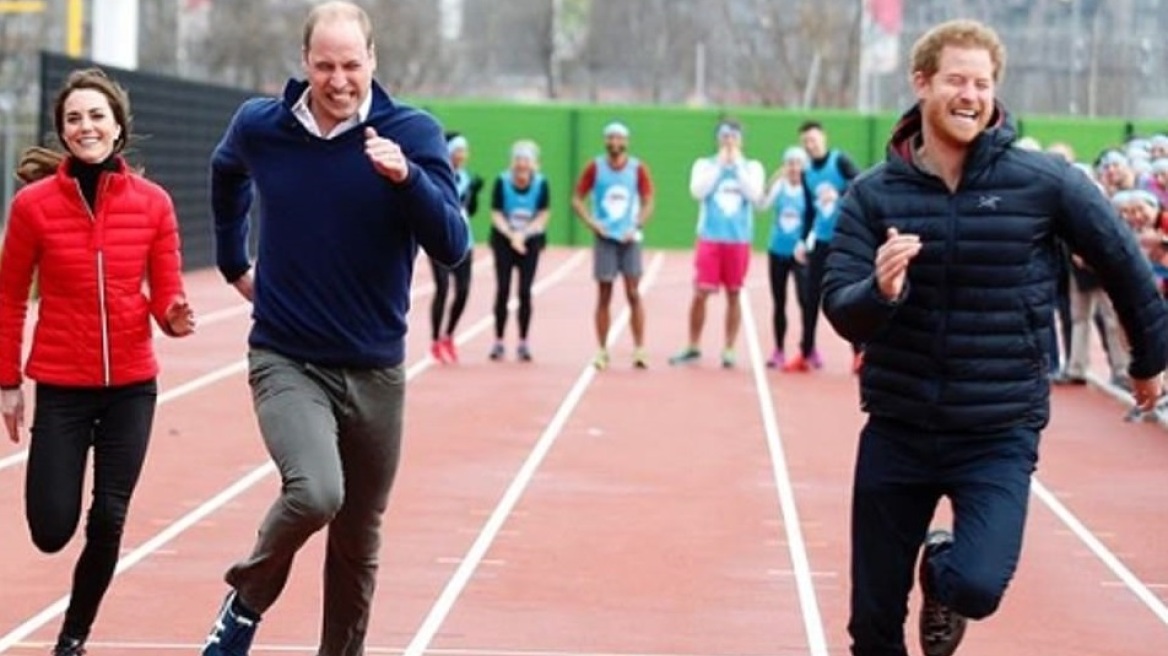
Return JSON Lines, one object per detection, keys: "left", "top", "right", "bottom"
{"left": 66, "top": 0, "right": 83, "bottom": 57}
{"left": 0, "top": 0, "right": 47, "bottom": 13}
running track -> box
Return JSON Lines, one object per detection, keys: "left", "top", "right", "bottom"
{"left": 0, "top": 246, "right": 1165, "bottom": 655}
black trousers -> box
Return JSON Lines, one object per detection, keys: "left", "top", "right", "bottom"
{"left": 26, "top": 380, "right": 157, "bottom": 641}
{"left": 429, "top": 252, "right": 473, "bottom": 340}
{"left": 848, "top": 417, "right": 1038, "bottom": 656}
{"left": 767, "top": 252, "right": 811, "bottom": 353}
{"left": 491, "top": 234, "right": 544, "bottom": 340}
{"left": 805, "top": 245, "right": 861, "bottom": 357}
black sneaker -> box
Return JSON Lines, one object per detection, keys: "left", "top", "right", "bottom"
{"left": 202, "top": 591, "right": 260, "bottom": 656}
{"left": 919, "top": 529, "right": 967, "bottom": 656}
{"left": 51, "top": 636, "right": 85, "bottom": 656}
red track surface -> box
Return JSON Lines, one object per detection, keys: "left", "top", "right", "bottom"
{"left": 0, "top": 248, "right": 1164, "bottom": 655}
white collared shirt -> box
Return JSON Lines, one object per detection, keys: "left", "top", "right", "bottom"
{"left": 291, "top": 88, "right": 373, "bottom": 139}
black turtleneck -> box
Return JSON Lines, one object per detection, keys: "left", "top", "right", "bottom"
{"left": 67, "top": 157, "right": 118, "bottom": 214}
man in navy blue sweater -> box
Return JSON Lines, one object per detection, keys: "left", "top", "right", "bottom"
{"left": 201, "top": 3, "right": 468, "bottom": 655}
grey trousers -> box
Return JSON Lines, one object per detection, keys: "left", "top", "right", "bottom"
{"left": 225, "top": 348, "right": 404, "bottom": 656}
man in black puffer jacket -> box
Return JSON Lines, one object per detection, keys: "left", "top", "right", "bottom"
{"left": 823, "top": 19, "right": 1168, "bottom": 656}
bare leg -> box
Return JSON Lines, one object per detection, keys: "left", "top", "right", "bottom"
{"left": 624, "top": 276, "right": 644, "bottom": 348}
{"left": 725, "top": 289, "right": 741, "bottom": 352}
{"left": 595, "top": 281, "right": 614, "bottom": 348}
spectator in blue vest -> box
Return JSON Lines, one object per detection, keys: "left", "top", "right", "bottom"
{"left": 199, "top": 2, "right": 470, "bottom": 654}
{"left": 785, "top": 120, "right": 861, "bottom": 374}
{"left": 488, "top": 139, "right": 550, "bottom": 362}
{"left": 428, "top": 132, "right": 483, "bottom": 364}
{"left": 572, "top": 121, "right": 656, "bottom": 370}
{"left": 669, "top": 118, "right": 765, "bottom": 369}
{"left": 757, "top": 145, "right": 812, "bottom": 369}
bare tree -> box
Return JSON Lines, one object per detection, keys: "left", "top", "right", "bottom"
{"left": 138, "top": 1, "right": 179, "bottom": 75}
{"left": 195, "top": 0, "right": 306, "bottom": 91}
{"left": 369, "top": 0, "right": 451, "bottom": 95}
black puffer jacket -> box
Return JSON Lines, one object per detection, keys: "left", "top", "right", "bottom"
{"left": 823, "top": 104, "right": 1168, "bottom": 433}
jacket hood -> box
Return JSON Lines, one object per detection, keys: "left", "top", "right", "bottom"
{"left": 885, "top": 101, "right": 1016, "bottom": 175}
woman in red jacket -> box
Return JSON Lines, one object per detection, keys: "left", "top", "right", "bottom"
{"left": 0, "top": 68, "right": 195, "bottom": 656}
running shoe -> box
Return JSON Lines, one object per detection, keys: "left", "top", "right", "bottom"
{"left": 202, "top": 590, "right": 260, "bottom": 656}
{"left": 488, "top": 342, "right": 505, "bottom": 361}
{"left": 918, "top": 530, "right": 967, "bottom": 656}
{"left": 430, "top": 340, "right": 448, "bottom": 364}
{"left": 782, "top": 354, "right": 810, "bottom": 372}
{"left": 517, "top": 342, "right": 533, "bottom": 362}
{"left": 806, "top": 349, "right": 824, "bottom": 369}
{"left": 766, "top": 350, "right": 785, "bottom": 369}
{"left": 632, "top": 348, "right": 649, "bottom": 370}
{"left": 593, "top": 349, "right": 610, "bottom": 371}
{"left": 721, "top": 349, "right": 737, "bottom": 369}
{"left": 52, "top": 637, "right": 86, "bottom": 656}
{"left": 668, "top": 347, "right": 701, "bottom": 366}
{"left": 440, "top": 336, "right": 459, "bottom": 364}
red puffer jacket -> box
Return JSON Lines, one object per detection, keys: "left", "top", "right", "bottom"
{"left": 0, "top": 156, "right": 185, "bottom": 388}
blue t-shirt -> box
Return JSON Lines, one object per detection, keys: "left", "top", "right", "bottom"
{"left": 804, "top": 150, "right": 847, "bottom": 243}
{"left": 767, "top": 180, "right": 806, "bottom": 257}
{"left": 697, "top": 161, "right": 754, "bottom": 244}
{"left": 592, "top": 156, "right": 641, "bottom": 240}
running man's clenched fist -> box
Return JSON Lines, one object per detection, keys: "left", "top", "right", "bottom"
{"left": 875, "top": 227, "right": 922, "bottom": 301}
{"left": 364, "top": 127, "right": 410, "bottom": 183}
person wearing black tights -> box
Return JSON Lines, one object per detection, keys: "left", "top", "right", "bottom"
{"left": 0, "top": 68, "right": 194, "bottom": 656}
{"left": 488, "top": 140, "right": 550, "bottom": 362}
{"left": 429, "top": 132, "right": 483, "bottom": 364}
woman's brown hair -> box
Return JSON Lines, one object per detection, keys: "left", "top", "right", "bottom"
{"left": 16, "top": 67, "right": 132, "bottom": 183}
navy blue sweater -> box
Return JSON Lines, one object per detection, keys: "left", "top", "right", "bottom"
{"left": 211, "top": 79, "right": 470, "bottom": 368}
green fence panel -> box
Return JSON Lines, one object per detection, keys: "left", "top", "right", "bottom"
{"left": 1130, "top": 121, "right": 1168, "bottom": 140}
{"left": 1016, "top": 115, "right": 1129, "bottom": 162}
{"left": 421, "top": 101, "right": 576, "bottom": 247}
{"left": 417, "top": 98, "right": 1160, "bottom": 251}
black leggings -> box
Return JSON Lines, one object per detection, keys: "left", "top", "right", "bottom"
{"left": 491, "top": 235, "right": 544, "bottom": 340}
{"left": 26, "top": 380, "right": 157, "bottom": 641}
{"left": 803, "top": 245, "right": 861, "bottom": 357}
{"left": 767, "top": 252, "right": 811, "bottom": 353}
{"left": 429, "top": 253, "right": 473, "bottom": 340}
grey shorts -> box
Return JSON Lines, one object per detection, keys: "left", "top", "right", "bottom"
{"left": 593, "top": 237, "right": 643, "bottom": 282}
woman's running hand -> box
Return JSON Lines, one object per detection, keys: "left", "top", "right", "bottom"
{"left": 2, "top": 388, "right": 24, "bottom": 443}
{"left": 166, "top": 298, "right": 197, "bottom": 337}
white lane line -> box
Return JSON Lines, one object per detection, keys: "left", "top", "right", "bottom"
{"left": 1031, "top": 479, "right": 1168, "bottom": 626}
{"left": 0, "top": 257, "right": 497, "bottom": 473}
{"left": 399, "top": 252, "right": 665, "bottom": 656}
{"left": 741, "top": 290, "right": 830, "bottom": 656}
{"left": 0, "top": 252, "right": 580, "bottom": 654}
{"left": 14, "top": 641, "right": 814, "bottom": 656}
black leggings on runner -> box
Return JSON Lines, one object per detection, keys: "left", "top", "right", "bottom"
{"left": 491, "top": 235, "right": 544, "bottom": 340}
{"left": 25, "top": 380, "right": 157, "bottom": 642}
{"left": 429, "top": 253, "right": 473, "bottom": 340}
{"left": 768, "top": 252, "right": 810, "bottom": 353}
{"left": 803, "top": 245, "right": 861, "bottom": 357}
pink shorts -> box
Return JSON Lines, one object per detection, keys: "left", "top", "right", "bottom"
{"left": 694, "top": 239, "right": 751, "bottom": 292}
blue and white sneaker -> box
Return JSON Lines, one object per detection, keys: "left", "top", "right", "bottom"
{"left": 202, "top": 591, "right": 259, "bottom": 656}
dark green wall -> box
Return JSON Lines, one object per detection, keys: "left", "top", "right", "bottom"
{"left": 418, "top": 99, "right": 1160, "bottom": 250}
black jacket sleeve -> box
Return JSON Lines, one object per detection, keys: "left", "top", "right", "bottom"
{"left": 821, "top": 180, "right": 904, "bottom": 345}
